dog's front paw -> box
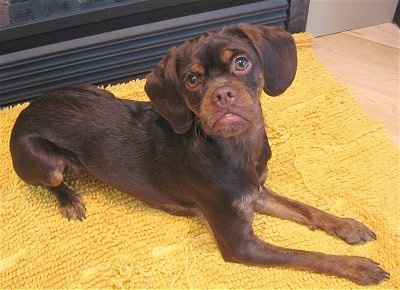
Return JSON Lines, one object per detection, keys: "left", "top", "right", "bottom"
{"left": 331, "top": 218, "right": 377, "bottom": 244}
{"left": 340, "top": 256, "right": 390, "bottom": 285}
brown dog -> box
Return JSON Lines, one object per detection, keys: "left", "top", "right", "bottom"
{"left": 10, "top": 24, "right": 389, "bottom": 285}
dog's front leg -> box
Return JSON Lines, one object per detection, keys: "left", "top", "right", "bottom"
{"left": 255, "top": 188, "right": 377, "bottom": 245}
{"left": 205, "top": 205, "right": 389, "bottom": 285}
{"left": 227, "top": 233, "right": 388, "bottom": 285}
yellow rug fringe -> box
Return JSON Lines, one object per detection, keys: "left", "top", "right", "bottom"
{"left": 1, "top": 33, "right": 399, "bottom": 289}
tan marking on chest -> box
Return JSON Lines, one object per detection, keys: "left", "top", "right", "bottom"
{"left": 232, "top": 193, "right": 257, "bottom": 221}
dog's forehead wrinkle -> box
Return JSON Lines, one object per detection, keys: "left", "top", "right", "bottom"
{"left": 192, "top": 36, "right": 243, "bottom": 57}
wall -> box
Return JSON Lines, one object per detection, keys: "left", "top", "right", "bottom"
{"left": 306, "top": 0, "right": 398, "bottom": 36}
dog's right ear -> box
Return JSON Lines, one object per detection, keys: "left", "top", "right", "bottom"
{"left": 145, "top": 48, "right": 193, "bottom": 134}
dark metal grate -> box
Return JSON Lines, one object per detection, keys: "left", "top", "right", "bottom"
{"left": 0, "top": 0, "right": 288, "bottom": 106}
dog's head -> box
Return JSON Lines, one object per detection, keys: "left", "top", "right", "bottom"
{"left": 145, "top": 23, "right": 297, "bottom": 137}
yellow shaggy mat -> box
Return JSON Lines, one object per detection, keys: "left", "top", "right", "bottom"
{"left": 1, "top": 33, "right": 399, "bottom": 289}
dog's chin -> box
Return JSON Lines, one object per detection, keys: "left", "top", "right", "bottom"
{"left": 205, "top": 113, "right": 251, "bottom": 138}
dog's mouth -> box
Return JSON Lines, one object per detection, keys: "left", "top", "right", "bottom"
{"left": 213, "top": 112, "right": 248, "bottom": 128}
{"left": 208, "top": 111, "right": 251, "bottom": 137}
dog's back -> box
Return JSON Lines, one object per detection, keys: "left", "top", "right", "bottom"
{"left": 11, "top": 86, "right": 152, "bottom": 192}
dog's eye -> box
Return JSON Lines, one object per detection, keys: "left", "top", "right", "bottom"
{"left": 234, "top": 56, "right": 250, "bottom": 71}
{"left": 186, "top": 74, "right": 200, "bottom": 89}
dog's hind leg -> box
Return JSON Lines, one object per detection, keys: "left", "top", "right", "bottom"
{"left": 48, "top": 183, "right": 86, "bottom": 221}
{"left": 255, "top": 188, "right": 377, "bottom": 245}
{"left": 11, "top": 136, "right": 86, "bottom": 220}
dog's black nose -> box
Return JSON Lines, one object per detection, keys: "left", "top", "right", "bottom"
{"left": 211, "top": 87, "right": 238, "bottom": 106}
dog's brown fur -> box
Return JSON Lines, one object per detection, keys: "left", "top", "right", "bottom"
{"left": 10, "top": 24, "right": 389, "bottom": 285}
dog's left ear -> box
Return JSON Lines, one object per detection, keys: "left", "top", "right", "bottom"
{"left": 236, "top": 23, "right": 297, "bottom": 96}
{"left": 145, "top": 48, "right": 193, "bottom": 134}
